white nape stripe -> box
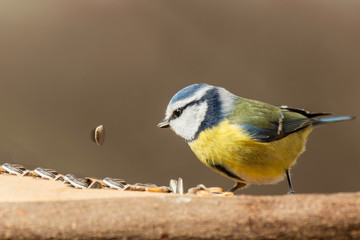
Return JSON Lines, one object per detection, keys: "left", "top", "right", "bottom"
{"left": 165, "top": 85, "right": 213, "bottom": 119}
{"left": 217, "top": 87, "right": 236, "bottom": 117}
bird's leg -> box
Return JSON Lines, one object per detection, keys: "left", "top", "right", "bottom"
{"left": 286, "top": 169, "right": 295, "bottom": 194}
{"left": 228, "top": 181, "right": 247, "bottom": 192}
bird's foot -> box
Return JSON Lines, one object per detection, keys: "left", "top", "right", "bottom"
{"left": 287, "top": 188, "right": 295, "bottom": 195}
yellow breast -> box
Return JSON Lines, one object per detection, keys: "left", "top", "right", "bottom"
{"left": 188, "top": 120, "right": 312, "bottom": 184}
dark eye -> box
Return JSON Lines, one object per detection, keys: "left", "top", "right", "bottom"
{"left": 173, "top": 109, "right": 183, "bottom": 118}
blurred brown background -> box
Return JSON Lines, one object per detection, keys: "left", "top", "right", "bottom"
{"left": 0, "top": 0, "right": 359, "bottom": 195}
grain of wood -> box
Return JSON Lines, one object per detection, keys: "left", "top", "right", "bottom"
{"left": 0, "top": 175, "right": 359, "bottom": 239}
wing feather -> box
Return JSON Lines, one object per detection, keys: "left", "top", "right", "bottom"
{"left": 230, "top": 99, "right": 330, "bottom": 142}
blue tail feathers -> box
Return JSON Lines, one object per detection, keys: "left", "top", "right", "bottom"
{"left": 314, "top": 116, "right": 355, "bottom": 125}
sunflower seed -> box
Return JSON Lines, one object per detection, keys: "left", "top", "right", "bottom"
{"left": 169, "top": 179, "right": 178, "bottom": 193}
{"left": 207, "top": 187, "right": 224, "bottom": 193}
{"left": 85, "top": 178, "right": 104, "bottom": 189}
{"left": 64, "top": 174, "right": 89, "bottom": 189}
{"left": 103, "top": 177, "right": 126, "bottom": 189}
{"left": 93, "top": 125, "right": 105, "bottom": 145}
{"left": 34, "top": 167, "right": 57, "bottom": 180}
{"left": 177, "top": 177, "right": 184, "bottom": 195}
{"left": 147, "top": 187, "right": 165, "bottom": 193}
{"left": 2, "top": 163, "right": 25, "bottom": 176}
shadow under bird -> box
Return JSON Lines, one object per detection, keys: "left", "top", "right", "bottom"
{"left": 158, "top": 84, "right": 355, "bottom": 194}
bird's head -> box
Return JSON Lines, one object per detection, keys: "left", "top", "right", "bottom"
{"left": 158, "top": 84, "right": 236, "bottom": 142}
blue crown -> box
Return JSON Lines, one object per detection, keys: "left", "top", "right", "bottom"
{"left": 170, "top": 84, "right": 207, "bottom": 103}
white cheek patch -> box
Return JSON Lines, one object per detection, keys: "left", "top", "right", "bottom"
{"left": 170, "top": 101, "right": 208, "bottom": 141}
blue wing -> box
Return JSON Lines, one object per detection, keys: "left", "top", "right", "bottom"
{"left": 239, "top": 106, "right": 335, "bottom": 142}
{"left": 240, "top": 124, "right": 281, "bottom": 142}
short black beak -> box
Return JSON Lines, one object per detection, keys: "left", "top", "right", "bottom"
{"left": 157, "top": 118, "right": 170, "bottom": 128}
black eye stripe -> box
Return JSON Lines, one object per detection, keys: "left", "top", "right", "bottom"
{"left": 170, "top": 99, "right": 203, "bottom": 120}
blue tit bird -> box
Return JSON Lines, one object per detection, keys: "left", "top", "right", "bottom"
{"left": 157, "top": 83, "right": 355, "bottom": 194}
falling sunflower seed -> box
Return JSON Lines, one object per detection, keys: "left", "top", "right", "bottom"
{"left": 92, "top": 124, "right": 105, "bottom": 145}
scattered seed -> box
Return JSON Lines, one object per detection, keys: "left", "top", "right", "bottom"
{"left": 187, "top": 187, "right": 198, "bottom": 195}
{"left": 22, "top": 170, "right": 36, "bottom": 177}
{"left": 147, "top": 187, "right": 165, "bottom": 193}
{"left": 34, "top": 167, "right": 57, "bottom": 180}
{"left": 169, "top": 179, "right": 178, "bottom": 193}
{"left": 54, "top": 174, "right": 65, "bottom": 182}
{"left": 195, "top": 184, "right": 207, "bottom": 191}
{"left": 103, "top": 177, "right": 126, "bottom": 189}
{"left": 208, "top": 187, "right": 224, "bottom": 193}
{"left": 0, "top": 162, "right": 186, "bottom": 195}
{"left": 222, "top": 192, "right": 234, "bottom": 197}
{"left": 90, "top": 181, "right": 103, "bottom": 189}
{"left": 186, "top": 184, "right": 233, "bottom": 197}
{"left": 177, "top": 177, "right": 184, "bottom": 195}
{"left": 2, "top": 163, "right": 25, "bottom": 176}
{"left": 135, "top": 183, "right": 157, "bottom": 187}
{"left": 161, "top": 186, "right": 172, "bottom": 193}
{"left": 211, "top": 191, "right": 224, "bottom": 195}
{"left": 10, "top": 164, "right": 26, "bottom": 171}
{"left": 85, "top": 178, "right": 105, "bottom": 189}
{"left": 64, "top": 174, "right": 89, "bottom": 189}
{"left": 123, "top": 185, "right": 135, "bottom": 191}
{"left": 135, "top": 185, "right": 146, "bottom": 191}
{"left": 197, "top": 190, "right": 211, "bottom": 196}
